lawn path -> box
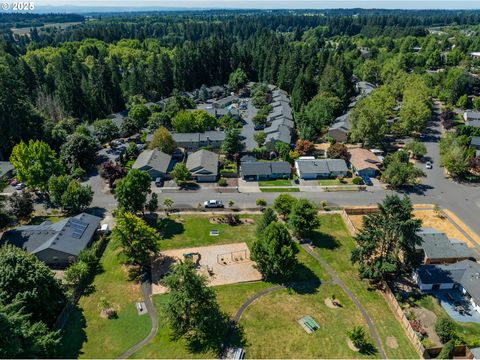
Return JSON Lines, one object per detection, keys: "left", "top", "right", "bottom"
{"left": 117, "top": 275, "right": 158, "bottom": 360}
{"left": 220, "top": 280, "right": 334, "bottom": 357}
{"left": 300, "top": 243, "right": 387, "bottom": 359}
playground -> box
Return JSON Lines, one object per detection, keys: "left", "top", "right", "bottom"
{"left": 151, "top": 242, "right": 262, "bottom": 294}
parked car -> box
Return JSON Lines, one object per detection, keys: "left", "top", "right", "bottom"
{"left": 15, "top": 183, "right": 25, "bottom": 190}
{"left": 155, "top": 177, "right": 164, "bottom": 187}
{"left": 204, "top": 200, "right": 224, "bottom": 208}
{"left": 426, "top": 161, "right": 433, "bottom": 169}
{"left": 362, "top": 176, "right": 373, "bottom": 186}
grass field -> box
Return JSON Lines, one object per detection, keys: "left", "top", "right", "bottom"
{"left": 260, "top": 187, "right": 300, "bottom": 192}
{"left": 57, "top": 239, "right": 150, "bottom": 358}
{"left": 159, "top": 214, "right": 259, "bottom": 250}
{"left": 415, "top": 295, "right": 480, "bottom": 346}
{"left": 258, "top": 179, "right": 292, "bottom": 186}
{"left": 312, "top": 215, "right": 419, "bottom": 359}
{"left": 59, "top": 214, "right": 416, "bottom": 359}
{"left": 324, "top": 186, "right": 359, "bottom": 192}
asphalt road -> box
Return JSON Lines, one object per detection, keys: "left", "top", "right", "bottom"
{"left": 82, "top": 102, "right": 480, "bottom": 236}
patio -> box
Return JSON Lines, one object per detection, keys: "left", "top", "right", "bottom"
{"left": 434, "top": 289, "right": 480, "bottom": 323}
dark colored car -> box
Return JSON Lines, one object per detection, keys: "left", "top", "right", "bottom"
{"left": 362, "top": 176, "right": 373, "bottom": 186}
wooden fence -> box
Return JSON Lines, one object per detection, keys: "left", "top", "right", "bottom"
{"left": 381, "top": 282, "right": 428, "bottom": 359}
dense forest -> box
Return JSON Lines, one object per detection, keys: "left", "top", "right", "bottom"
{"left": 1, "top": 10, "right": 480, "bottom": 159}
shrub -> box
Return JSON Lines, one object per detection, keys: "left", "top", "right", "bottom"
{"left": 437, "top": 339, "right": 455, "bottom": 359}
{"left": 218, "top": 178, "right": 227, "bottom": 187}
{"left": 352, "top": 177, "right": 363, "bottom": 185}
{"left": 435, "top": 316, "right": 456, "bottom": 343}
{"left": 347, "top": 326, "right": 369, "bottom": 349}
{"left": 256, "top": 198, "right": 267, "bottom": 207}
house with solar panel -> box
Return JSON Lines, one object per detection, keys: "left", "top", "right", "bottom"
{"left": 1, "top": 213, "right": 101, "bottom": 267}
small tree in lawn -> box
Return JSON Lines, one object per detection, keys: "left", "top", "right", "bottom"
{"left": 256, "top": 207, "right": 277, "bottom": 237}
{"left": 163, "top": 198, "right": 174, "bottom": 215}
{"left": 288, "top": 199, "right": 320, "bottom": 239}
{"left": 228, "top": 200, "right": 235, "bottom": 208}
{"left": 171, "top": 163, "right": 192, "bottom": 186}
{"left": 347, "top": 326, "right": 370, "bottom": 351}
{"left": 251, "top": 222, "right": 298, "bottom": 280}
{"left": 273, "top": 194, "right": 297, "bottom": 219}
{"left": 111, "top": 212, "right": 160, "bottom": 269}
{"left": 9, "top": 191, "right": 34, "bottom": 221}
{"left": 163, "top": 260, "right": 228, "bottom": 351}
{"left": 433, "top": 204, "right": 444, "bottom": 218}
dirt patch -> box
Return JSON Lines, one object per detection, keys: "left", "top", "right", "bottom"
{"left": 151, "top": 242, "right": 262, "bottom": 294}
{"left": 324, "top": 298, "right": 341, "bottom": 309}
{"left": 348, "top": 208, "right": 477, "bottom": 250}
{"left": 347, "top": 339, "right": 360, "bottom": 352}
{"left": 411, "top": 307, "right": 441, "bottom": 346}
{"left": 386, "top": 336, "right": 398, "bottom": 349}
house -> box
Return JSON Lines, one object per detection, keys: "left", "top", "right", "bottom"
{"left": 186, "top": 149, "right": 219, "bottom": 182}
{"left": 1, "top": 213, "right": 101, "bottom": 266}
{"left": 265, "top": 126, "right": 293, "bottom": 151}
{"left": 414, "top": 260, "right": 480, "bottom": 314}
{"left": 107, "top": 110, "right": 128, "bottom": 129}
{"left": 348, "top": 148, "right": 381, "bottom": 178}
{"left": 240, "top": 161, "right": 291, "bottom": 181}
{"left": 0, "top": 161, "right": 14, "bottom": 179}
{"left": 356, "top": 81, "right": 376, "bottom": 96}
{"left": 471, "top": 136, "right": 480, "bottom": 150}
{"left": 132, "top": 149, "right": 172, "bottom": 179}
{"left": 416, "top": 228, "right": 476, "bottom": 265}
{"left": 295, "top": 159, "right": 349, "bottom": 180}
{"left": 328, "top": 114, "right": 351, "bottom": 143}
{"left": 172, "top": 131, "right": 226, "bottom": 151}
{"left": 464, "top": 111, "right": 480, "bottom": 122}
{"left": 213, "top": 95, "right": 237, "bottom": 109}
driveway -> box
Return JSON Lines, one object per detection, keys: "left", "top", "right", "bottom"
{"left": 240, "top": 99, "right": 258, "bottom": 151}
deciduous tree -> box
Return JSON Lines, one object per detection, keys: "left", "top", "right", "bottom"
{"left": 288, "top": 198, "right": 320, "bottom": 238}
{"left": 114, "top": 169, "right": 152, "bottom": 213}
{"left": 148, "top": 126, "right": 176, "bottom": 154}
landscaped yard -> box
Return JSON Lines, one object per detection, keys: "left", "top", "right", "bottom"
{"left": 413, "top": 294, "right": 480, "bottom": 347}
{"left": 260, "top": 187, "right": 300, "bottom": 192}
{"left": 311, "top": 215, "right": 419, "bottom": 359}
{"left": 57, "top": 239, "right": 150, "bottom": 358}
{"left": 318, "top": 178, "right": 354, "bottom": 186}
{"left": 258, "top": 179, "right": 292, "bottom": 186}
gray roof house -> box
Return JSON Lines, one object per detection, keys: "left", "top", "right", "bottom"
{"left": 132, "top": 149, "right": 172, "bottom": 179}
{"left": 1, "top": 213, "right": 101, "bottom": 266}
{"left": 328, "top": 114, "right": 351, "bottom": 143}
{"left": 415, "top": 228, "right": 476, "bottom": 264}
{"left": 471, "top": 136, "right": 480, "bottom": 150}
{"left": 295, "top": 159, "right": 349, "bottom": 180}
{"left": 464, "top": 111, "right": 480, "bottom": 122}
{"left": 0, "top": 161, "right": 14, "bottom": 179}
{"left": 265, "top": 125, "right": 293, "bottom": 151}
{"left": 240, "top": 161, "right": 291, "bottom": 181}
{"left": 414, "top": 260, "right": 480, "bottom": 314}
{"left": 172, "top": 131, "right": 226, "bottom": 151}
{"left": 186, "top": 149, "right": 219, "bottom": 182}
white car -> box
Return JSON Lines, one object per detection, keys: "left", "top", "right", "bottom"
{"left": 204, "top": 200, "right": 224, "bottom": 208}
{"left": 425, "top": 161, "right": 432, "bottom": 169}
{"left": 15, "top": 183, "right": 25, "bottom": 190}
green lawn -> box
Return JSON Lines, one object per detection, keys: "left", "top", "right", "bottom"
{"left": 414, "top": 295, "right": 480, "bottom": 346}
{"left": 325, "top": 186, "right": 359, "bottom": 192}
{"left": 311, "top": 215, "right": 419, "bottom": 359}
{"left": 318, "top": 179, "right": 343, "bottom": 186}
{"left": 29, "top": 215, "right": 66, "bottom": 225}
{"left": 260, "top": 187, "right": 299, "bottom": 192}
{"left": 57, "top": 239, "right": 151, "bottom": 358}
{"left": 159, "top": 214, "right": 260, "bottom": 250}
{"left": 239, "top": 284, "right": 378, "bottom": 358}
{"left": 258, "top": 179, "right": 292, "bottom": 186}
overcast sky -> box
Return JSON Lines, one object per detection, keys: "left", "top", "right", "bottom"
{"left": 33, "top": 0, "right": 480, "bottom": 10}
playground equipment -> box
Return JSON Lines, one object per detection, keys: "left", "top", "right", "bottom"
{"left": 183, "top": 252, "right": 201, "bottom": 266}
{"left": 217, "top": 249, "right": 248, "bottom": 265}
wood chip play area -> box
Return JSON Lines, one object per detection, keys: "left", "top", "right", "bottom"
{"left": 151, "top": 242, "right": 262, "bottom": 294}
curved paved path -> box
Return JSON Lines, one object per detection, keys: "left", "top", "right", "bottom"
{"left": 117, "top": 277, "right": 158, "bottom": 360}
{"left": 301, "top": 243, "right": 387, "bottom": 359}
